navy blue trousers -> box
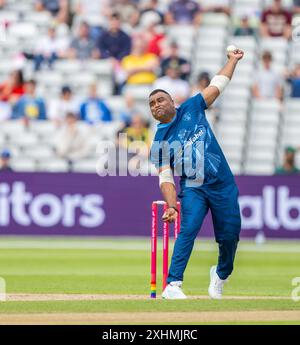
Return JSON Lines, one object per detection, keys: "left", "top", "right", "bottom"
{"left": 167, "top": 182, "right": 241, "bottom": 282}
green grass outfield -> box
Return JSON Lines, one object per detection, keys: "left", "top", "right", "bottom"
{"left": 0, "top": 236, "right": 300, "bottom": 325}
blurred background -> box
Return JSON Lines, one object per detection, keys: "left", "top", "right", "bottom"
{"left": 0, "top": 0, "right": 300, "bottom": 238}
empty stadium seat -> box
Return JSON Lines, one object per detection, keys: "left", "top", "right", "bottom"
{"left": 228, "top": 36, "right": 257, "bottom": 51}
{"left": 72, "top": 159, "right": 97, "bottom": 173}
{"left": 94, "top": 121, "right": 124, "bottom": 141}
{"left": 85, "top": 60, "right": 113, "bottom": 76}
{"left": 223, "top": 86, "right": 251, "bottom": 100}
{"left": 264, "top": 0, "right": 293, "bottom": 7}
{"left": 54, "top": 60, "right": 82, "bottom": 74}
{"left": 35, "top": 71, "right": 63, "bottom": 88}
{"left": 198, "top": 27, "right": 227, "bottom": 39}
{"left": 23, "top": 145, "right": 55, "bottom": 160}
{"left": 29, "top": 121, "right": 56, "bottom": 136}
{"left": 252, "top": 99, "right": 281, "bottom": 112}
{"left": 1, "top": 121, "right": 26, "bottom": 136}
{"left": 67, "top": 72, "right": 96, "bottom": 87}
{"left": 23, "top": 11, "right": 52, "bottom": 27}
{"left": 11, "top": 158, "right": 36, "bottom": 172}
{"left": 219, "top": 110, "right": 248, "bottom": 123}
{"left": 222, "top": 145, "right": 244, "bottom": 161}
{"left": 193, "top": 62, "right": 222, "bottom": 77}
{"left": 0, "top": 60, "right": 15, "bottom": 74}
{"left": 38, "top": 159, "right": 69, "bottom": 172}
{"left": 0, "top": 136, "right": 5, "bottom": 147}
{"left": 244, "top": 161, "right": 275, "bottom": 175}
{"left": 105, "top": 96, "right": 126, "bottom": 120}
{"left": 10, "top": 132, "right": 38, "bottom": 148}
{"left": 8, "top": 22, "right": 38, "bottom": 39}
{"left": 284, "top": 98, "right": 300, "bottom": 112}
{"left": 247, "top": 149, "right": 276, "bottom": 162}
{"left": 227, "top": 161, "right": 241, "bottom": 175}
{"left": 202, "top": 13, "right": 229, "bottom": 26}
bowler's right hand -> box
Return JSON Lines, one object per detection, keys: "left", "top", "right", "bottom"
{"left": 162, "top": 207, "right": 177, "bottom": 223}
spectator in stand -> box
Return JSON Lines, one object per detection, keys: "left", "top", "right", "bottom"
{"left": 120, "top": 34, "right": 159, "bottom": 87}
{"left": 0, "top": 0, "right": 6, "bottom": 9}
{"left": 160, "top": 41, "right": 190, "bottom": 80}
{"left": 260, "top": 0, "right": 292, "bottom": 39}
{"left": 76, "top": 0, "right": 111, "bottom": 17}
{"left": 0, "top": 70, "right": 24, "bottom": 104}
{"left": 234, "top": 15, "right": 256, "bottom": 36}
{"left": 191, "top": 71, "right": 220, "bottom": 129}
{"left": 49, "top": 85, "right": 79, "bottom": 124}
{"left": 80, "top": 83, "right": 112, "bottom": 124}
{"left": 275, "top": 146, "right": 300, "bottom": 174}
{"left": 202, "top": 0, "right": 231, "bottom": 16}
{"left": 75, "top": 0, "right": 111, "bottom": 41}
{"left": 191, "top": 71, "right": 210, "bottom": 95}
{"left": 67, "top": 21, "right": 97, "bottom": 60}
{"left": 55, "top": 112, "right": 90, "bottom": 168}
{"left": 0, "top": 149, "right": 13, "bottom": 172}
{"left": 97, "top": 12, "right": 131, "bottom": 60}
{"left": 96, "top": 12, "right": 132, "bottom": 95}
{"left": 153, "top": 64, "right": 190, "bottom": 106}
{"left": 252, "top": 51, "right": 283, "bottom": 100}
{"left": 119, "top": 92, "right": 141, "bottom": 126}
{"left": 118, "top": 113, "right": 152, "bottom": 173}
{"left": 294, "top": 0, "right": 300, "bottom": 14}
{"left": 12, "top": 80, "right": 47, "bottom": 123}
{"left": 141, "top": 11, "right": 165, "bottom": 57}
{"left": 139, "top": 0, "right": 164, "bottom": 24}
{"left": 35, "top": 0, "right": 70, "bottom": 25}
{"left": 165, "top": 0, "right": 202, "bottom": 25}
{"left": 113, "top": 0, "right": 140, "bottom": 29}
{"left": 119, "top": 113, "right": 152, "bottom": 149}
{"left": 0, "top": 102, "right": 10, "bottom": 122}
{"left": 31, "top": 26, "right": 69, "bottom": 71}
{"left": 286, "top": 64, "right": 300, "bottom": 97}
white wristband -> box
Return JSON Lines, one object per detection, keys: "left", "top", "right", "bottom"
{"left": 159, "top": 168, "right": 175, "bottom": 186}
{"left": 209, "top": 75, "right": 230, "bottom": 93}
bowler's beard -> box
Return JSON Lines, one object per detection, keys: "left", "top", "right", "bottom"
{"left": 156, "top": 111, "right": 175, "bottom": 123}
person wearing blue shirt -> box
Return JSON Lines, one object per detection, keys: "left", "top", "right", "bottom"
{"left": 150, "top": 47, "right": 244, "bottom": 299}
{"left": 97, "top": 12, "right": 131, "bottom": 61}
{"left": 80, "top": 83, "right": 112, "bottom": 124}
{"left": 287, "top": 64, "right": 300, "bottom": 98}
{"left": 12, "top": 80, "right": 46, "bottom": 120}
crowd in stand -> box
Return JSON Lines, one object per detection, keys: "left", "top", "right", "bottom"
{"left": 1, "top": 0, "right": 300, "bottom": 173}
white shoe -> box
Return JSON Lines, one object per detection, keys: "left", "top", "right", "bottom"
{"left": 162, "top": 281, "right": 187, "bottom": 299}
{"left": 208, "top": 265, "right": 227, "bottom": 299}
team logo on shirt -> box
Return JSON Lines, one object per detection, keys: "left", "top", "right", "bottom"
{"left": 188, "top": 128, "right": 205, "bottom": 145}
{"left": 183, "top": 112, "right": 192, "bottom": 122}
{"left": 177, "top": 129, "right": 189, "bottom": 143}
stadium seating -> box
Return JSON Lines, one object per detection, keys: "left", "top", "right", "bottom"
{"left": 0, "top": 0, "right": 300, "bottom": 175}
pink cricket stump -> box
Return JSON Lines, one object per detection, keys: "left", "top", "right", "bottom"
{"left": 162, "top": 203, "right": 169, "bottom": 291}
{"left": 174, "top": 201, "right": 181, "bottom": 240}
{"left": 150, "top": 200, "right": 181, "bottom": 298}
{"left": 150, "top": 202, "right": 158, "bottom": 298}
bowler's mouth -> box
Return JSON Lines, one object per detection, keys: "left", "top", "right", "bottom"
{"left": 155, "top": 108, "right": 164, "bottom": 115}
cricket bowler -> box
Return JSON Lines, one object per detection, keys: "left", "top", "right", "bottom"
{"left": 149, "top": 47, "right": 244, "bottom": 299}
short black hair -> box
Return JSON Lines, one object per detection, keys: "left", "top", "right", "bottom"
{"left": 111, "top": 12, "right": 120, "bottom": 19}
{"left": 149, "top": 89, "right": 171, "bottom": 98}
{"left": 27, "top": 79, "right": 36, "bottom": 86}
{"left": 61, "top": 85, "right": 72, "bottom": 94}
